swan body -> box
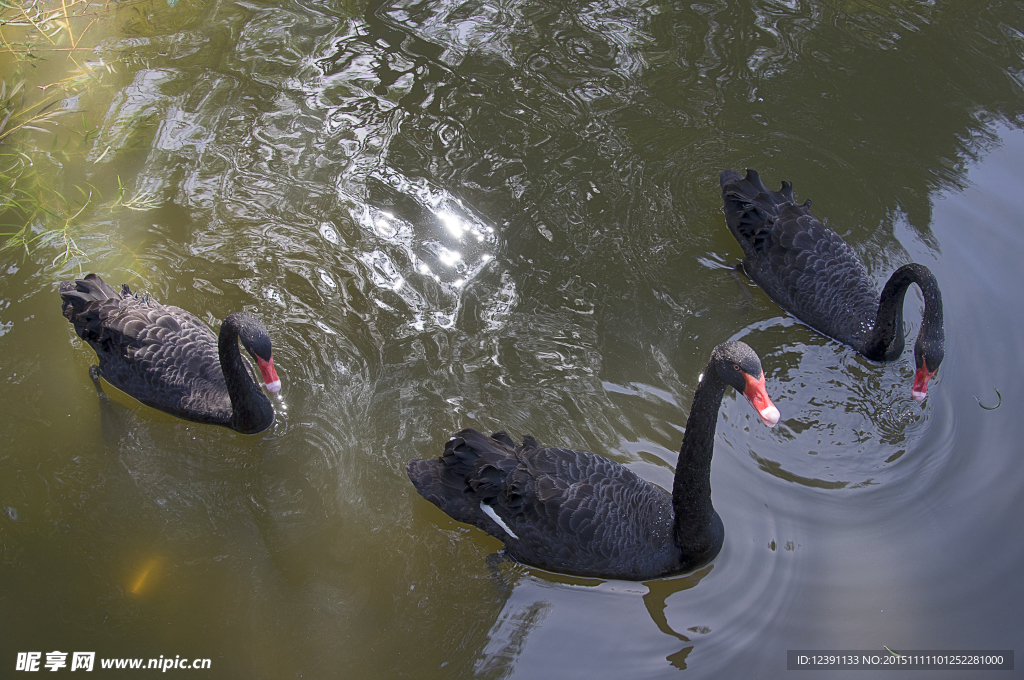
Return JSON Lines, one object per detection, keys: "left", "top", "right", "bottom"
{"left": 406, "top": 341, "right": 779, "bottom": 580}
{"left": 59, "top": 273, "right": 280, "bottom": 433}
{"left": 720, "top": 169, "right": 944, "bottom": 400}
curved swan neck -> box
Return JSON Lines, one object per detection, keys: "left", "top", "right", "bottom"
{"left": 671, "top": 363, "right": 728, "bottom": 551}
{"left": 218, "top": 314, "right": 273, "bottom": 434}
{"left": 863, "top": 263, "right": 941, "bottom": 361}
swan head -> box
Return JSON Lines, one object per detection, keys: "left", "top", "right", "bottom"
{"left": 255, "top": 355, "right": 281, "bottom": 393}
{"left": 909, "top": 264, "right": 943, "bottom": 401}
{"left": 912, "top": 333, "right": 943, "bottom": 402}
{"left": 232, "top": 312, "right": 282, "bottom": 393}
{"left": 912, "top": 357, "right": 937, "bottom": 402}
{"left": 742, "top": 371, "right": 780, "bottom": 427}
{"left": 712, "top": 341, "right": 780, "bottom": 427}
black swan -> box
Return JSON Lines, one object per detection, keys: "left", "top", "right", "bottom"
{"left": 406, "top": 341, "right": 779, "bottom": 580}
{"left": 720, "top": 169, "right": 944, "bottom": 401}
{"left": 59, "top": 273, "right": 280, "bottom": 434}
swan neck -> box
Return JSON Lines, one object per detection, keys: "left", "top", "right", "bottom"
{"left": 671, "top": 364, "right": 727, "bottom": 552}
{"left": 864, "top": 263, "right": 939, "bottom": 361}
{"left": 218, "top": 314, "right": 272, "bottom": 433}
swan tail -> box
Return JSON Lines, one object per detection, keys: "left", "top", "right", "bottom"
{"left": 59, "top": 273, "right": 121, "bottom": 309}
{"left": 720, "top": 169, "right": 812, "bottom": 255}
{"left": 406, "top": 429, "right": 529, "bottom": 535}
{"left": 59, "top": 274, "right": 128, "bottom": 343}
{"left": 59, "top": 274, "right": 159, "bottom": 354}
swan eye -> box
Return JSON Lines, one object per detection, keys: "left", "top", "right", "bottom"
{"left": 733, "top": 363, "right": 740, "bottom": 371}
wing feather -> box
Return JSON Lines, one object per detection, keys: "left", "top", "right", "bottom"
{"left": 407, "top": 429, "right": 678, "bottom": 579}
{"left": 721, "top": 170, "right": 879, "bottom": 347}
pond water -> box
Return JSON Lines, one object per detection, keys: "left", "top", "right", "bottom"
{"left": 2, "top": 0, "right": 1023, "bottom": 677}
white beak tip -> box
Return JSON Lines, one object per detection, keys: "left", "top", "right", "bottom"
{"left": 265, "top": 379, "right": 282, "bottom": 393}
{"left": 759, "top": 405, "right": 781, "bottom": 427}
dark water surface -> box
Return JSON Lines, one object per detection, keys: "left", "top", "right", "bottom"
{"left": 2, "top": 0, "right": 1024, "bottom": 677}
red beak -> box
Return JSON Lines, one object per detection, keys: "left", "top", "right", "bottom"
{"left": 743, "top": 371, "right": 780, "bottom": 427}
{"left": 912, "top": 361, "right": 936, "bottom": 402}
{"left": 255, "top": 355, "right": 281, "bottom": 393}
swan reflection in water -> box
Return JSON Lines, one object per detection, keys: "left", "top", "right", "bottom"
{"left": 474, "top": 563, "right": 715, "bottom": 674}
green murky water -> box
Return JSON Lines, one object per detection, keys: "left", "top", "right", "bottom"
{"left": 2, "top": 0, "right": 1023, "bottom": 677}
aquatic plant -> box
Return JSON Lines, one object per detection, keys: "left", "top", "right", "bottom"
{"left": 0, "top": 0, "right": 158, "bottom": 269}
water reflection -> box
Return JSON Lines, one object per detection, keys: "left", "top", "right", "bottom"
{"left": 727, "top": 322, "right": 932, "bottom": 489}
{"left": 474, "top": 569, "right": 713, "bottom": 677}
